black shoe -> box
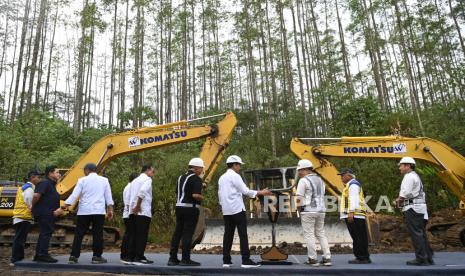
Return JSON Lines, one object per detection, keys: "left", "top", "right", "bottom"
{"left": 320, "top": 258, "right": 332, "bottom": 266}
{"left": 428, "top": 258, "right": 435, "bottom": 265}
{"left": 168, "top": 258, "right": 180, "bottom": 266}
{"left": 241, "top": 259, "right": 261, "bottom": 268}
{"left": 304, "top": 258, "right": 320, "bottom": 267}
{"left": 348, "top": 258, "right": 371, "bottom": 264}
{"left": 92, "top": 256, "right": 107, "bottom": 264}
{"left": 35, "top": 255, "right": 58, "bottom": 263}
{"left": 406, "top": 259, "right": 430, "bottom": 266}
{"left": 120, "top": 258, "right": 133, "bottom": 265}
{"left": 223, "top": 261, "right": 233, "bottom": 268}
{"left": 179, "top": 259, "right": 201, "bottom": 266}
{"left": 133, "top": 257, "right": 154, "bottom": 265}
{"left": 68, "top": 256, "right": 78, "bottom": 264}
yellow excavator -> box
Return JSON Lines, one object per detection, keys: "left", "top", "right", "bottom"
{"left": 290, "top": 135, "right": 465, "bottom": 246}
{"left": 0, "top": 112, "right": 237, "bottom": 246}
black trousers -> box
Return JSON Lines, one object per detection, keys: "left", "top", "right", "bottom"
{"left": 70, "top": 215, "right": 105, "bottom": 258}
{"left": 345, "top": 218, "right": 370, "bottom": 260}
{"left": 169, "top": 207, "right": 199, "bottom": 260}
{"left": 223, "top": 211, "right": 250, "bottom": 263}
{"left": 404, "top": 209, "right": 433, "bottom": 261}
{"left": 35, "top": 215, "right": 55, "bottom": 257}
{"left": 11, "top": 221, "right": 31, "bottom": 263}
{"left": 120, "top": 218, "right": 131, "bottom": 259}
{"left": 127, "top": 215, "right": 151, "bottom": 261}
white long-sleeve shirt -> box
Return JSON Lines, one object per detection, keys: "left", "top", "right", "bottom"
{"left": 122, "top": 182, "right": 132, "bottom": 219}
{"left": 340, "top": 179, "right": 365, "bottom": 220}
{"left": 65, "top": 173, "right": 114, "bottom": 216}
{"left": 218, "top": 169, "right": 257, "bottom": 216}
{"left": 128, "top": 173, "right": 153, "bottom": 218}
{"left": 400, "top": 171, "right": 428, "bottom": 220}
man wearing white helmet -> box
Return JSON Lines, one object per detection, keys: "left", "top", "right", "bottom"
{"left": 395, "top": 157, "right": 433, "bottom": 266}
{"left": 168, "top": 158, "right": 205, "bottom": 266}
{"left": 296, "top": 159, "right": 331, "bottom": 267}
{"left": 218, "top": 155, "right": 272, "bottom": 268}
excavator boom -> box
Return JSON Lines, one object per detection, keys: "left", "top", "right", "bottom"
{"left": 57, "top": 112, "right": 237, "bottom": 196}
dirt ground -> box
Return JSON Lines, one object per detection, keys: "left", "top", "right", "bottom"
{"left": 1, "top": 208, "right": 463, "bottom": 275}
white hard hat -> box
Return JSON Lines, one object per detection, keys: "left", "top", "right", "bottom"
{"left": 226, "top": 155, "right": 245, "bottom": 165}
{"left": 297, "top": 159, "right": 313, "bottom": 170}
{"left": 189, "top": 157, "right": 205, "bottom": 168}
{"left": 398, "top": 156, "right": 416, "bottom": 165}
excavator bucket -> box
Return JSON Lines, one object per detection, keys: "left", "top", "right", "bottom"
{"left": 196, "top": 167, "right": 357, "bottom": 252}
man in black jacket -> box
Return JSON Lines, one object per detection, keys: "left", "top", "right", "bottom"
{"left": 31, "top": 165, "right": 62, "bottom": 263}
{"left": 168, "top": 158, "right": 205, "bottom": 266}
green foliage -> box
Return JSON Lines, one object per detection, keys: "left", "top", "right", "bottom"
{"left": 1, "top": 102, "right": 464, "bottom": 242}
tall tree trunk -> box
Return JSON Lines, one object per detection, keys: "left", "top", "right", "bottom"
{"left": 26, "top": 0, "right": 48, "bottom": 111}
{"left": 44, "top": 3, "right": 58, "bottom": 107}
{"left": 109, "top": 0, "right": 118, "bottom": 127}
{"left": 120, "top": 0, "right": 129, "bottom": 128}
{"left": 73, "top": 0, "right": 89, "bottom": 133}
{"left": 11, "top": 0, "right": 31, "bottom": 122}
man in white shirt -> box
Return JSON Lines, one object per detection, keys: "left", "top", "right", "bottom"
{"left": 218, "top": 155, "right": 272, "bottom": 268}
{"left": 64, "top": 163, "right": 114, "bottom": 265}
{"left": 127, "top": 165, "right": 154, "bottom": 265}
{"left": 295, "top": 160, "right": 331, "bottom": 266}
{"left": 10, "top": 170, "right": 42, "bottom": 265}
{"left": 120, "top": 172, "right": 139, "bottom": 264}
{"left": 395, "top": 157, "right": 433, "bottom": 266}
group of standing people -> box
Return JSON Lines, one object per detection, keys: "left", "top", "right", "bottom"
{"left": 10, "top": 154, "right": 433, "bottom": 267}
{"left": 295, "top": 156, "right": 433, "bottom": 266}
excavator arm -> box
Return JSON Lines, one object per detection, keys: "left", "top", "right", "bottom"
{"left": 291, "top": 136, "right": 465, "bottom": 246}
{"left": 57, "top": 112, "right": 237, "bottom": 197}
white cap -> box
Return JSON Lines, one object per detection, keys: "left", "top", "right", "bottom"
{"left": 188, "top": 158, "right": 205, "bottom": 168}
{"left": 398, "top": 156, "right": 416, "bottom": 165}
{"left": 226, "top": 155, "right": 245, "bottom": 165}
{"left": 297, "top": 159, "right": 313, "bottom": 170}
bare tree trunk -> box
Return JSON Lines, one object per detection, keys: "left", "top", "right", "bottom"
{"left": 448, "top": 0, "right": 465, "bottom": 56}
{"left": 120, "top": 0, "right": 129, "bottom": 128}
{"left": 44, "top": 3, "right": 58, "bottom": 107}
{"left": 26, "top": 0, "right": 47, "bottom": 111}
{"left": 109, "top": 0, "right": 118, "bottom": 127}
{"left": 73, "top": 0, "right": 89, "bottom": 133}
{"left": 11, "top": 0, "right": 31, "bottom": 122}
{"left": 6, "top": 10, "right": 19, "bottom": 120}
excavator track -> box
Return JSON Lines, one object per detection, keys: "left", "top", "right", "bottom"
{"left": 445, "top": 220, "right": 465, "bottom": 247}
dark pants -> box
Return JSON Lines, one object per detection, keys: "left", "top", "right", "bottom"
{"left": 345, "top": 218, "right": 370, "bottom": 261}
{"left": 127, "top": 215, "right": 151, "bottom": 261}
{"left": 169, "top": 207, "right": 199, "bottom": 261}
{"left": 11, "top": 221, "right": 31, "bottom": 263}
{"left": 223, "top": 211, "right": 250, "bottom": 263}
{"left": 35, "top": 215, "right": 55, "bottom": 257}
{"left": 404, "top": 209, "right": 433, "bottom": 261}
{"left": 70, "top": 215, "right": 105, "bottom": 258}
{"left": 120, "top": 218, "right": 131, "bottom": 259}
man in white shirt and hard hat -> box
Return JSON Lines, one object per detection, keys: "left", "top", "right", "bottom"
{"left": 339, "top": 168, "right": 371, "bottom": 264}
{"left": 168, "top": 158, "right": 205, "bottom": 266}
{"left": 395, "top": 157, "right": 433, "bottom": 266}
{"left": 218, "top": 155, "right": 273, "bottom": 268}
{"left": 64, "top": 163, "right": 114, "bottom": 264}
{"left": 295, "top": 159, "right": 331, "bottom": 267}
